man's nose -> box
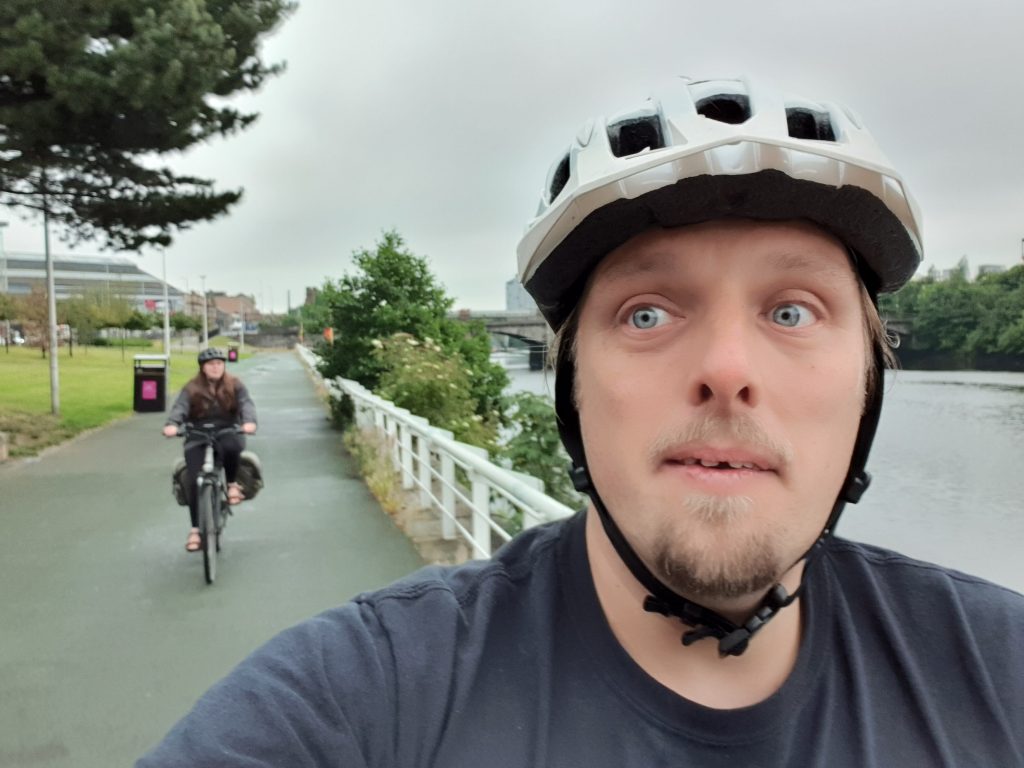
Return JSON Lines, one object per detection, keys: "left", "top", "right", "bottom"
{"left": 687, "top": 311, "right": 759, "bottom": 409}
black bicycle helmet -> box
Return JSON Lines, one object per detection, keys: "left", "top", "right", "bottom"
{"left": 198, "top": 347, "right": 227, "bottom": 365}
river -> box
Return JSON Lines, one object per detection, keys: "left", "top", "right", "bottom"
{"left": 502, "top": 364, "right": 1024, "bottom": 594}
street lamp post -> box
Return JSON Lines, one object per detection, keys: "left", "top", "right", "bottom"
{"left": 161, "top": 250, "right": 171, "bottom": 358}
{"left": 200, "top": 274, "right": 208, "bottom": 346}
{"left": 0, "top": 221, "right": 9, "bottom": 349}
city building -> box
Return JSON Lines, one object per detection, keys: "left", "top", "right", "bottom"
{"left": 0, "top": 250, "right": 185, "bottom": 311}
{"left": 505, "top": 277, "right": 537, "bottom": 312}
{"left": 210, "top": 293, "right": 260, "bottom": 332}
{"left": 977, "top": 264, "right": 1008, "bottom": 278}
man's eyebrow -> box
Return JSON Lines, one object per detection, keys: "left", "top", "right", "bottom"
{"left": 763, "top": 250, "right": 858, "bottom": 283}
{"left": 595, "top": 253, "right": 676, "bottom": 282}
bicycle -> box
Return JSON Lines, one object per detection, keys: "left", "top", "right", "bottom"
{"left": 174, "top": 422, "right": 244, "bottom": 585}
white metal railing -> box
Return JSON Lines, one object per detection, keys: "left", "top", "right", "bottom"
{"left": 296, "top": 345, "right": 574, "bottom": 558}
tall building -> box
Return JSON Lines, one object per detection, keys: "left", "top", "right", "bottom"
{"left": 505, "top": 277, "right": 537, "bottom": 313}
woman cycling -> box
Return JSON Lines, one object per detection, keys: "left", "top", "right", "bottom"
{"left": 163, "top": 347, "right": 258, "bottom": 552}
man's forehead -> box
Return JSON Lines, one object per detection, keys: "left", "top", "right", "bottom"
{"left": 591, "top": 221, "right": 860, "bottom": 286}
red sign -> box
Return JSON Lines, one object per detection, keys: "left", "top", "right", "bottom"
{"left": 323, "top": 327, "right": 334, "bottom": 343}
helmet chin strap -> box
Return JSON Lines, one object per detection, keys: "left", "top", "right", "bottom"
{"left": 572, "top": 463, "right": 828, "bottom": 657}
{"left": 557, "top": 342, "right": 884, "bottom": 658}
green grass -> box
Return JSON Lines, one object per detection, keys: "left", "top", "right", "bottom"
{"left": 0, "top": 341, "right": 253, "bottom": 457}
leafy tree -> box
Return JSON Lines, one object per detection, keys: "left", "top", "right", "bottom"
{"left": 437, "top": 316, "right": 509, "bottom": 429}
{"left": 19, "top": 286, "right": 49, "bottom": 356}
{"left": 0, "top": 0, "right": 295, "bottom": 249}
{"left": 299, "top": 288, "right": 331, "bottom": 339}
{"left": 319, "top": 230, "right": 509, "bottom": 420}
{"left": 96, "top": 293, "right": 134, "bottom": 331}
{"left": 500, "top": 392, "right": 583, "bottom": 510}
{"left": 912, "top": 276, "right": 985, "bottom": 353}
{"left": 996, "top": 310, "right": 1024, "bottom": 355}
{"left": 320, "top": 231, "right": 453, "bottom": 387}
{"left": 878, "top": 277, "right": 929, "bottom": 319}
{"left": 170, "top": 311, "right": 201, "bottom": 351}
{"left": 124, "top": 309, "right": 157, "bottom": 332}
{"left": 0, "top": 293, "right": 21, "bottom": 351}
{"left": 60, "top": 295, "right": 102, "bottom": 353}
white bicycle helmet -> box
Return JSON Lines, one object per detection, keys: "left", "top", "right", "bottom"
{"left": 517, "top": 77, "right": 926, "bottom": 657}
{"left": 517, "top": 76, "right": 924, "bottom": 330}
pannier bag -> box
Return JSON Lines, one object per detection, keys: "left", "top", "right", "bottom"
{"left": 236, "top": 450, "right": 264, "bottom": 500}
{"left": 171, "top": 459, "right": 189, "bottom": 506}
{"left": 170, "top": 451, "right": 264, "bottom": 506}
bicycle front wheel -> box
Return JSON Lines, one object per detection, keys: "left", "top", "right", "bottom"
{"left": 199, "top": 482, "right": 217, "bottom": 585}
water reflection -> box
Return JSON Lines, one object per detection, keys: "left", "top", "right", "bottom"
{"left": 502, "top": 364, "right": 1024, "bottom": 593}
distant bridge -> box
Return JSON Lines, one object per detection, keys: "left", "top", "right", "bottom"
{"left": 453, "top": 310, "right": 553, "bottom": 370}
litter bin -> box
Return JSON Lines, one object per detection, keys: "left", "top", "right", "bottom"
{"left": 227, "top": 344, "right": 239, "bottom": 363}
{"left": 133, "top": 354, "right": 169, "bottom": 412}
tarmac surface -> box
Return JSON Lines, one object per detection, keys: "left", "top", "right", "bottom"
{"left": 0, "top": 350, "right": 424, "bottom": 767}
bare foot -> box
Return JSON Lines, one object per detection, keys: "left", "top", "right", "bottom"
{"left": 185, "top": 528, "right": 201, "bottom": 552}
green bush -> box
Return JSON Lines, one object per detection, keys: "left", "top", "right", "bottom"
{"left": 329, "top": 392, "right": 355, "bottom": 430}
{"left": 91, "top": 337, "right": 154, "bottom": 348}
{"left": 500, "top": 392, "right": 584, "bottom": 510}
{"left": 373, "top": 333, "right": 499, "bottom": 451}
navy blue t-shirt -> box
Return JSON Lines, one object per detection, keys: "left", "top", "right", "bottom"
{"left": 138, "top": 511, "right": 1024, "bottom": 766}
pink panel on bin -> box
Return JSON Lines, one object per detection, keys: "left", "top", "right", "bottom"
{"left": 141, "top": 380, "right": 157, "bottom": 400}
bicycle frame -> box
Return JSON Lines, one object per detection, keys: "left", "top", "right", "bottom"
{"left": 179, "top": 423, "right": 241, "bottom": 585}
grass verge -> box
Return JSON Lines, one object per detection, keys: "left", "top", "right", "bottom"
{"left": 0, "top": 342, "right": 251, "bottom": 457}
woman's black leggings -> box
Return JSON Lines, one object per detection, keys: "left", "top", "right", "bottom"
{"left": 183, "top": 433, "right": 246, "bottom": 527}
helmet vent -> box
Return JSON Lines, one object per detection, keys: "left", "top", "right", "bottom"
{"left": 548, "top": 153, "right": 571, "bottom": 203}
{"left": 786, "top": 107, "right": 837, "bottom": 141}
{"left": 694, "top": 94, "right": 751, "bottom": 125}
{"left": 607, "top": 116, "right": 665, "bottom": 158}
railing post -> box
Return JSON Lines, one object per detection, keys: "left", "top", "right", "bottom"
{"left": 414, "top": 421, "right": 432, "bottom": 506}
{"left": 470, "top": 471, "right": 491, "bottom": 558}
{"left": 441, "top": 452, "right": 456, "bottom": 540}
{"left": 398, "top": 419, "right": 413, "bottom": 490}
{"left": 384, "top": 413, "right": 398, "bottom": 470}
{"left": 511, "top": 469, "right": 546, "bottom": 529}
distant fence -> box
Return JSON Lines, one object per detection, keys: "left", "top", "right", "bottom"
{"left": 296, "top": 346, "right": 574, "bottom": 558}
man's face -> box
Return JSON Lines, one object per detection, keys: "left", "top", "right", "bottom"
{"left": 575, "top": 219, "right": 867, "bottom": 602}
{"left": 202, "top": 359, "right": 225, "bottom": 380}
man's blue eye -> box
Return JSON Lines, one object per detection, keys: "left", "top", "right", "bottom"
{"left": 771, "top": 303, "right": 813, "bottom": 328}
{"left": 630, "top": 306, "right": 667, "bottom": 329}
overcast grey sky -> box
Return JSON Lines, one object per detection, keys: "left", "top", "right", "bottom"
{"left": 4, "top": 0, "right": 1023, "bottom": 312}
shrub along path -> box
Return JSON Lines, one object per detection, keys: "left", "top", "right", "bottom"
{"left": 0, "top": 350, "right": 424, "bottom": 767}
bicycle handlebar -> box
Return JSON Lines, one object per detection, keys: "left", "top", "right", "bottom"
{"left": 174, "top": 423, "right": 247, "bottom": 439}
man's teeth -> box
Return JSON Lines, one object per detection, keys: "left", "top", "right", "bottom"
{"left": 681, "top": 458, "right": 756, "bottom": 469}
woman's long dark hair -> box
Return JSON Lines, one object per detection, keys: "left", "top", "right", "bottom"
{"left": 184, "top": 368, "right": 240, "bottom": 420}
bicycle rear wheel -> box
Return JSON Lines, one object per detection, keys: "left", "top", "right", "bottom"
{"left": 199, "top": 483, "right": 217, "bottom": 584}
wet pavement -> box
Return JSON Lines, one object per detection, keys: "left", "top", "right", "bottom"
{"left": 0, "top": 350, "right": 424, "bottom": 767}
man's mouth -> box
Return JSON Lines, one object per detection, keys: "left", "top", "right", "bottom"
{"left": 676, "top": 458, "right": 762, "bottom": 470}
{"left": 662, "top": 447, "right": 779, "bottom": 475}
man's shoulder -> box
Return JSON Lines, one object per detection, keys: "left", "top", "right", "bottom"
{"left": 822, "top": 537, "right": 1024, "bottom": 630}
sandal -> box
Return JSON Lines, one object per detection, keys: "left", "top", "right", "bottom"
{"left": 185, "top": 528, "right": 201, "bottom": 552}
{"left": 227, "top": 483, "right": 245, "bottom": 505}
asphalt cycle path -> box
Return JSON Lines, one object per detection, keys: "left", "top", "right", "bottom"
{"left": 0, "top": 350, "right": 424, "bottom": 768}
